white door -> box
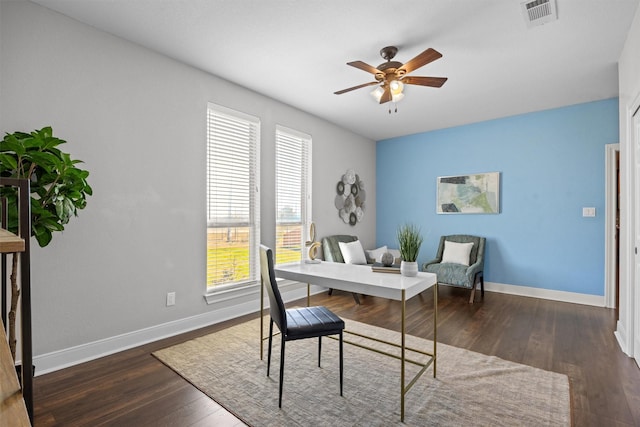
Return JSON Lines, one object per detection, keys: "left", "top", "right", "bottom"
{"left": 634, "top": 106, "right": 640, "bottom": 367}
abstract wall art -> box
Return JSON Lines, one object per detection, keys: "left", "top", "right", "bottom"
{"left": 437, "top": 172, "right": 500, "bottom": 214}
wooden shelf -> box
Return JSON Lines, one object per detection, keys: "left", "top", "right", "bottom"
{"left": 0, "top": 320, "right": 30, "bottom": 427}
{"left": 0, "top": 229, "right": 25, "bottom": 254}
{"left": 0, "top": 226, "right": 29, "bottom": 425}
{"left": 0, "top": 178, "right": 33, "bottom": 423}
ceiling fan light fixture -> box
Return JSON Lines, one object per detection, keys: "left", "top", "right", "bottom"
{"left": 371, "top": 86, "right": 404, "bottom": 104}
{"left": 370, "top": 86, "right": 384, "bottom": 102}
{"left": 392, "top": 92, "right": 404, "bottom": 102}
{"left": 371, "top": 83, "right": 405, "bottom": 103}
{"left": 390, "top": 80, "right": 404, "bottom": 95}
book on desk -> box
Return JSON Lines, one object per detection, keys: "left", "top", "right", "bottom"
{"left": 371, "top": 262, "right": 401, "bottom": 274}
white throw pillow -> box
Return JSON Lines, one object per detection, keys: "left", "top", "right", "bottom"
{"left": 339, "top": 240, "right": 367, "bottom": 265}
{"left": 441, "top": 241, "right": 474, "bottom": 266}
{"left": 365, "top": 245, "right": 388, "bottom": 263}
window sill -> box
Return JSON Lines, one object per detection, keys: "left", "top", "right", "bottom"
{"left": 203, "top": 282, "right": 259, "bottom": 305}
{"left": 203, "top": 278, "right": 304, "bottom": 305}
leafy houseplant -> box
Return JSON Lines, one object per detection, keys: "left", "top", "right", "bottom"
{"left": 0, "top": 127, "right": 92, "bottom": 360}
{"left": 397, "top": 223, "right": 424, "bottom": 277}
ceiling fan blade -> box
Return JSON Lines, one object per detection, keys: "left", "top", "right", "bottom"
{"left": 334, "top": 81, "right": 380, "bottom": 95}
{"left": 379, "top": 85, "right": 392, "bottom": 104}
{"left": 402, "top": 76, "right": 448, "bottom": 88}
{"left": 397, "top": 48, "right": 443, "bottom": 75}
{"left": 347, "top": 60, "right": 383, "bottom": 75}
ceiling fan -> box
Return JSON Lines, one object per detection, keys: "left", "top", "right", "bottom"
{"left": 334, "top": 46, "right": 448, "bottom": 105}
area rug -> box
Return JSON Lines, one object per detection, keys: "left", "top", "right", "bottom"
{"left": 153, "top": 318, "right": 570, "bottom": 426}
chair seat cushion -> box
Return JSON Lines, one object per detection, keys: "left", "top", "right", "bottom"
{"left": 286, "top": 306, "right": 345, "bottom": 339}
{"left": 425, "top": 263, "right": 473, "bottom": 288}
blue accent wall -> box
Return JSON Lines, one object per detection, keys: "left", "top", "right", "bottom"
{"left": 376, "top": 99, "right": 619, "bottom": 296}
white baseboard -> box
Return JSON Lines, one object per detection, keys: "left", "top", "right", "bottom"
{"left": 34, "top": 280, "right": 604, "bottom": 375}
{"left": 615, "top": 319, "right": 629, "bottom": 355}
{"left": 33, "top": 282, "right": 323, "bottom": 376}
{"left": 484, "top": 281, "right": 605, "bottom": 307}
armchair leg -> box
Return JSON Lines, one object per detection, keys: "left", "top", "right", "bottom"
{"left": 327, "top": 289, "right": 360, "bottom": 304}
{"left": 351, "top": 293, "right": 361, "bottom": 305}
{"left": 469, "top": 280, "right": 478, "bottom": 304}
{"left": 469, "top": 272, "right": 485, "bottom": 304}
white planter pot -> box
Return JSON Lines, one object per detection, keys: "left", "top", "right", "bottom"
{"left": 400, "top": 261, "right": 418, "bottom": 277}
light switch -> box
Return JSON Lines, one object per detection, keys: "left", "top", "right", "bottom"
{"left": 582, "top": 207, "right": 596, "bottom": 217}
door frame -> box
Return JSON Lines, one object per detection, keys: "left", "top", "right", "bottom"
{"left": 605, "top": 143, "right": 620, "bottom": 309}
{"left": 634, "top": 99, "right": 640, "bottom": 363}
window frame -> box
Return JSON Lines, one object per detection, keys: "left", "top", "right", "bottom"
{"left": 205, "top": 103, "right": 260, "bottom": 299}
{"left": 274, "top": 125, "right": 312, "bottom": 265}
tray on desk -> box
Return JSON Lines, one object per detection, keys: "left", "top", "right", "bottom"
{"left": 371, "top": 262, "right": 401, "bottom": 274}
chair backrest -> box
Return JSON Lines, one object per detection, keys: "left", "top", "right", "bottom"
{"left": 260, "top": 245, "right": 286, "bottom": 331}
{"left": 436, "top": 234, "right": 486, "bottom": 267}
{"left": 321, "top": 235, "right": 358, "bottom": 263}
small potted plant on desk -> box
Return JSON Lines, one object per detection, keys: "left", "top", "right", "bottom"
{"left": 397, "top": 223, "right": 423, "bottom": 277}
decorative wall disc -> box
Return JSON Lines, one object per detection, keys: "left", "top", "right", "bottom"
{"left": 336, "top": 169, "right": 365, "bottom": 226}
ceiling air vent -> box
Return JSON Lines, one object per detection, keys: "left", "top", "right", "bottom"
{"left": 521, "top": 0, "right": 558, "bottom": 28}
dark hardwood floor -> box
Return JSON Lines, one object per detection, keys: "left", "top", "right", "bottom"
{"left": 32, "top": 287, "right": 640, "bottom": 426}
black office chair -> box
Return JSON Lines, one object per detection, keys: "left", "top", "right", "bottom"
{"left": 260, "top": 245, "right": 345, "bottom": 408}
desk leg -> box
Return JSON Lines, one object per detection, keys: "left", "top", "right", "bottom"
{"left": 433, "top": 282, "right": 437, "bottom": 377}
{"left": 400, "top": 289, "right": 406, "bottom": 422}
{"left": 307, "top": 283, "right": 311, "bottom": 307}
{"left": 260, "top": 277, "right": 264, "bottom": 360}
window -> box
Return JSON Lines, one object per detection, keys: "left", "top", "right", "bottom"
{"left": 275, "top": 125, "right": 311, "bottom": 264}
{"left": 206, "top": 103, "right": 260, "bottom": 290}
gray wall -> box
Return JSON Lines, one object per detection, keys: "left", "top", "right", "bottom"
{"left": 0, "top": 0, "right": 376, "bottom": 370}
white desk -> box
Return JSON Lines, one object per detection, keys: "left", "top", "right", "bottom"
{"left": 267, "top": 261, "right": 438, "bottom": 422}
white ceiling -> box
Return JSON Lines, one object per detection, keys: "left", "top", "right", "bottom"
{"left": 30, "top": 0, "right": 640, "bottom": 141}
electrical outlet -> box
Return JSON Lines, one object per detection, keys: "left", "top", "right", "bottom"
{"left": 166, "top": 292, "right": 176, "bottom": 306}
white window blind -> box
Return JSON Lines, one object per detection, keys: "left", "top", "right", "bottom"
{"left": 275, "top": 125, "right": 311, "bottom": 265}
{"left": 206, "top": 103, "right": 260, "bottom": 289}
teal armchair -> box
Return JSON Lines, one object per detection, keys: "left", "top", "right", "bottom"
{"left": 321, "top": 235, "right": 358, "bottom": 263}
{"left": 321, "top": 235, "right": 361, "bottom": 304}
{"left": 422, "top": 235, "right": 486, "bottom": 303}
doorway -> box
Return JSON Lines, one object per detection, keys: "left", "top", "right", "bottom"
{"left": 634, "top": 105, "right": 640, "bottom": 367}
{"left": 616, "top": 150, "right": 620, "bottom": 320}
{"left": 606, "top": 143, "right": 621, "bottom": 311}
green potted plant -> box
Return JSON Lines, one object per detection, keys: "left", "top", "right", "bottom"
{"left": 0, "top": 126, "right": 92, "bottom": 361}
{"left": 397, "top": 223, "right": 423, "bottom": 277}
